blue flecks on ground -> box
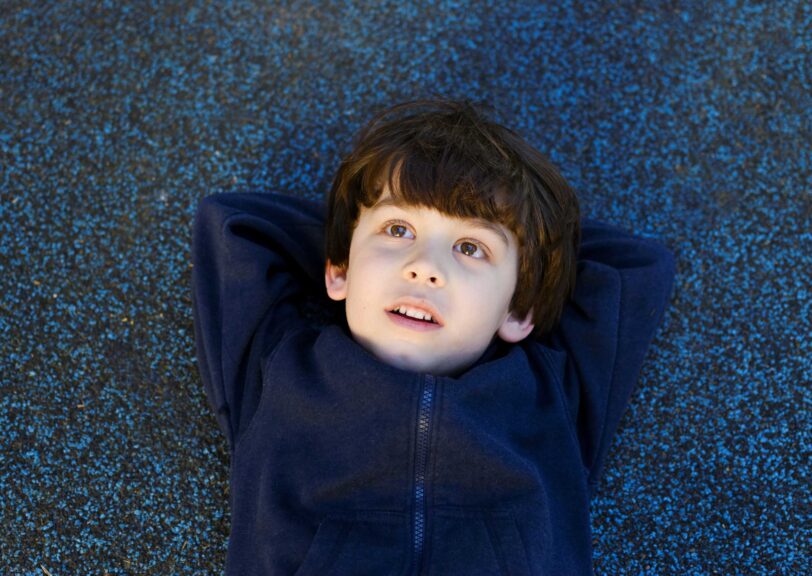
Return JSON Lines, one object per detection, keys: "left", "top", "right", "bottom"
{"left": 1, "top": 0, "right": 809, "bottom": 574}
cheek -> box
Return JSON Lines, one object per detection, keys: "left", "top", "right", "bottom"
{"left": 472, "top": 271, "right": 516, "bottom": 320}
{"left": 346, "top": 250, "right": 391, "bottom": 300}
{"left": 353, "top": 245, "right": 397, "bottom": 277}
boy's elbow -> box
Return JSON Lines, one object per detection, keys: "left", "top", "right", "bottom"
{"left": 195, "top": 193, "right": 231, "bottom": 228}
{"left": 649, "top": 241, "right": 677, "bottom": 296}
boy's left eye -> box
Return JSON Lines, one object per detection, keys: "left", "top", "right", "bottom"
{"left": 455, "top": 241, "right": 486, "bottom": 259}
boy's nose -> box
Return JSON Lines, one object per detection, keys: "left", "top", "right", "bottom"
{"left": 403, "top": 253, "right": 446, "bottom": 287}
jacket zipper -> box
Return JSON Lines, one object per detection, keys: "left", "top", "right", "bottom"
{"left": 412, "top": 374, "right": 435, "bottom": 572}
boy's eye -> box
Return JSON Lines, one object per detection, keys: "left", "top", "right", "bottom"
{"left": 385, "top": 222, "right": 414, "bottom": 238}
{"left": 456, "top": 241, "right": 486, "bottom": 259}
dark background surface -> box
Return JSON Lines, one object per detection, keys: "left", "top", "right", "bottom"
{"left": 1, "top": 1, "right": 809, "bottom": 574}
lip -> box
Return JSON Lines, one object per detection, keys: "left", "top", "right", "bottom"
{"left": 387, "top": 310, "right": 443, "bottom": 332}
{"left": 386, "top": 297, "right": 445, "bottom": 328}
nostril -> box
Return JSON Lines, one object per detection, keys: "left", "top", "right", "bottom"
{"left": 406, "top": 269, "right": 441, "bottom": 284}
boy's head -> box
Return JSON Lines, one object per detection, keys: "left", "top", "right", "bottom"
{"left": 323, "top": 99, "right": 580, "bottom": 376}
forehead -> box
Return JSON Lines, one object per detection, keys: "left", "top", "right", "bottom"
{"left": 368, "top": 187, "right": 511, "bottom": 246}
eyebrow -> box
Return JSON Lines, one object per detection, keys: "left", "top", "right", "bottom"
{"left": 371, "top": 195, "right": 510, "bottom": 246}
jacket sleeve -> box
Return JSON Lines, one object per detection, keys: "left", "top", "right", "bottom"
{"left": 191, "top": 192, "right": 327, "bottom": 450}
{"left": 549, "top": 218, "right": 676, "bottom": 496}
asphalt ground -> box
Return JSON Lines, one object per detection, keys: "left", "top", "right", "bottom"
{"left": 1, "top": 1, "right": 809, "bottom": 574}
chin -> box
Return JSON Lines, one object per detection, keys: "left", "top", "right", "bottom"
{"left": 375, "top": 346, "right": 444, "bottom": 375}
{"left": 385, "top": 351, "right": 434, "bottom": 374}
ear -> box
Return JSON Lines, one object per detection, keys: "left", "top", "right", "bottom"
{"left": 497, "top": 309, "right": 535, "bottom": 343}
{"left": 324, "top": 260, "right": 348, "bottom": 301}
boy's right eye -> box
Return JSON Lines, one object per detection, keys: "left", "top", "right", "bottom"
{"left": 389, "top": 224, "right": 407, "bottom": 237}
{"left": 385, "top": 222, "right": 414, "bottom": 239}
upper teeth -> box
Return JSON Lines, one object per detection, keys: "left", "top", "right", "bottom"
{"left": 393, "top": 305, "right": 433, "bottom": 323}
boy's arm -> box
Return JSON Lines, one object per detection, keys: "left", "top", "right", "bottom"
{"left": 550, "top": 218, "right": 676, "bottom": 496}
{"left": 191, "top": 192, "right": 327, "bottom": 450}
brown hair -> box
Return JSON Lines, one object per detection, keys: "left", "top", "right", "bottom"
{"left": 325, "top": 99, "right": 580, "bottom": 337}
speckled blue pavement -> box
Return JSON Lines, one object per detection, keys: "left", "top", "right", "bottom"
{"left": 1, "top": 1, "right": 809, "bottom": 574}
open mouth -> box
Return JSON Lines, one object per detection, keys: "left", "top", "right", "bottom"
{"left": 390, "top": 306, "right": 439, "bottom": 325}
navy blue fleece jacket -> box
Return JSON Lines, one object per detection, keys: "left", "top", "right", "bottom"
{"left": 191, "top": 191, "right": 675, "bottom": 575}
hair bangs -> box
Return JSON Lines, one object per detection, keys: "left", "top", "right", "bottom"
{"left": 361, "top": 148, "right": 516, "bottom": 232}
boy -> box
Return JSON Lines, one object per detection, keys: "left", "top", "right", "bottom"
{"left": 192, "top": 100, "right": 675, "bottom": 575}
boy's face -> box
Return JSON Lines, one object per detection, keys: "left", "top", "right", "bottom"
{"left": 325, "top": 186, "right": 534, "bottom": 376}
